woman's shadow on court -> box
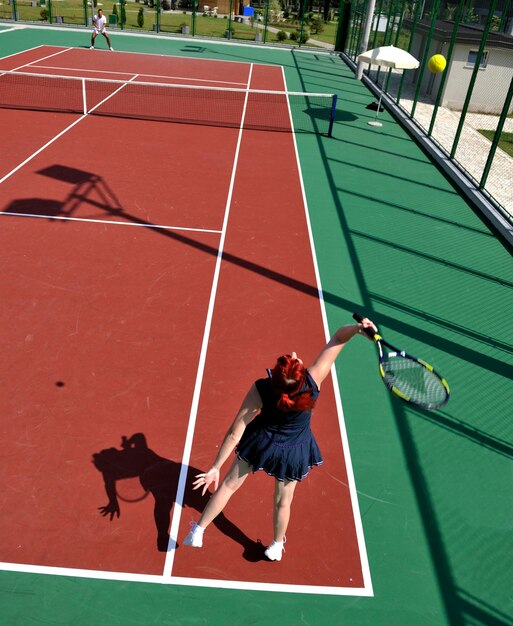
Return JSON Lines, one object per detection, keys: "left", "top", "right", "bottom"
{"left": 92, "top": 433, "right": 265, "bottom": 561}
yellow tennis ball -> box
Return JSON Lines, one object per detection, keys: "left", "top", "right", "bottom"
{"left": 428, "top": 54, "right": 447, "bottom": 73}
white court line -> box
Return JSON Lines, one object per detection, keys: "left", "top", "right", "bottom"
{"left": 0, "top": 47, "right": 362, "bottom": 596}
{"left": 0, "top": 73, "right": 139, "bottom": 186}
{"left": 31, "top": 64, "right": 248, "bottom": 87}
{"left": 0, "top": 212, "right": 222, "bottom": 234}
{"left": 0, "top": 562, "right": 373, "bottom": 596}
{"left": 0, "top": 44, "right": 44, "bottom": 60}
{"left": 11, "top": 46, "right": 72, "bottom": 72}
{"left": 161, "top": 63, "right": 254, "bottom": 579}
{"left": 279, "top": 65, "right": 374, "bottom": 596}
{"left": 6, "top": 36, "right": 278, "bottom": 67}
{"left": 0, "top": 26, "right": 25, "bottom": 34}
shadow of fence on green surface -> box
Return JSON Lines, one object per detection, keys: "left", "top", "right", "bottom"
{"left": 289, "top": 49, "right": 513, "bottom": 626}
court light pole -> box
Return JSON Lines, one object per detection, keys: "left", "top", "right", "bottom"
{"left": 356, "top": 0, "right": 377, "bottom": 79}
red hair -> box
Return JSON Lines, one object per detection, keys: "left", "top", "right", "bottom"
{"left": 271, "top": 354, "right": 315, "bottom": 412}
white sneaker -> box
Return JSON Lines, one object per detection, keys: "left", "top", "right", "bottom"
{"left": 89, "top": 46, "right": 94, "bottom": 50}
{"left": 183, "top": 522, "right": 204, "bottom": 548}
{"left": 265, "top": 537, "right": 286, "bottom": 561}
{"left": 110, "top": 47, "right": 114, "bottom": 51}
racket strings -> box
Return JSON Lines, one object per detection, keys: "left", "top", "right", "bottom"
{"left": 382, "top": 356, "right": 448, "bottom": 407}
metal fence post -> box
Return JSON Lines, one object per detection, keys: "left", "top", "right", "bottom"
{"left": 450, "top": 0, "right": 498, "bottom": 158}
{"left": 428, "top": 0, "right": 465, "bottom": 136}
{"left": 480, "top": 75, "right": 513, "bottom": 189}
{"left": 392, "top": 0, "right": 407, "bottom": 48}
{"left": 499, "top": 0, "right": 511, "bottom": 32}
{"left": 299, "top": 0, "right": 308, "bottom": 47}
{"left": 356, "top": 0, "right": 376, "bottom": 76}
{"left": 375, "top": 0, "right": 397, "bottom": 84}
{"left": 371, "top": 0, "right": 384, "bottom": 49}
{"left": 346, "top": 0, "right": 359, "bottom": 57}
{"left": 227, "top": 0, "right": 233, "bottom": 38}
{"left": 354, "top": 0, "right": 368, "bottom": 59}
{"left": 396, "top": 0, "right": 422, "bottom": 103}
{"left": 334, "top": 0, "right": 350, "bottom": 52}
{"left": 410, "top": 0, "right": 442, "bottom": 118}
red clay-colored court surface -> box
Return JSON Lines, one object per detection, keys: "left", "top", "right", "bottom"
{"left": 0, "top": 46, "right": 372, "bottom": 595}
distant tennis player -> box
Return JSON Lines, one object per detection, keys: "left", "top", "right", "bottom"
{"left": 183, "top": 317, "right": 377, "bottom": 561}
{"left": 90, "top": 8, "right": 114, "bottom": 51}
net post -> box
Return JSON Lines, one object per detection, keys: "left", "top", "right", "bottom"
{"left": 327, "top": 94, "right": 337, "bottom": 137}
{"left": 82, "top": 78, "right": 87, "bottom": 115}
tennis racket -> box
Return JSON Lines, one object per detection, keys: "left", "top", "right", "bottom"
{"left": 353, "top": 313, "right": 450, "bottom": 410}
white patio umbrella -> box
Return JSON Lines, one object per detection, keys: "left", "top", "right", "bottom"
{"left": 357, "top": 45, "right": 420, "bottom": 127}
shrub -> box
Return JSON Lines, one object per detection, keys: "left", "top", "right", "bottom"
{"left": 137, "top": 6, "right": 144, "bottom": 26}
{"left": 112, "top": 3, "right": 118, "bottom": 17}
{"left": 40, "top": 7, "right": 48, "bottom": 19}
{"left": 161, "top": 0, "right": 171, "bottom": 9}
{"left": 291, "top": 30, "right": 308, "bottom": 43}
{"left": 276, "top": 30, "right": 288, "bottom": 41}
{"left": 309, "top": 15, "right": 324, "bottom": 34}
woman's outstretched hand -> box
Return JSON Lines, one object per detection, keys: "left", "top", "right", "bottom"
{"left": 358, "top": 317, "right": 378, "bottom": 337}
{"left": 192, "top": 467, "right": 220, "bottom": 496}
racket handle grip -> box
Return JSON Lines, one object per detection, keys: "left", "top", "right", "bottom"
{"left": 352, "top": 312, "right": 376, "bottom": 339}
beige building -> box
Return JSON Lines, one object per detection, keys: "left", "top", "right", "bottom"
{"left": 406, "top": 20, "right": 513, "bottom": 114}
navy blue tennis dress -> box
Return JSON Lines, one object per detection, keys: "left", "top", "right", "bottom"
{"left": 236, "top": 370, "right": 323, "bottom": 482}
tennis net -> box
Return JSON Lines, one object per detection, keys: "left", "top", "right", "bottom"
{"left": 0, "top": 70, "right": 337, "bottom": 136}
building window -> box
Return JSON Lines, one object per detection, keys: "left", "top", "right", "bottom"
{"left": 465, "top": 50, "right": 488, "bottom": 69}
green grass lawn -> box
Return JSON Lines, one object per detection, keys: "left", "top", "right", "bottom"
{"left": 478, "top": 129, "right": 513, "bottom": 157}
{"left": 4, "top": 0, "right": 339, "bottom": 46}
{"left": 266, "top": 18, "right": 338, "bottom": 45}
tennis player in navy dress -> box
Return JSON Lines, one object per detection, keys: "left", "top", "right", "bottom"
{"left": 236, "top": 369, "right": 322, "bottom": 483}
{"left": 184, "top": 317, "right": 376, "bottom": 561}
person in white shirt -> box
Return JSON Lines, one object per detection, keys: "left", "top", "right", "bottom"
{"left": 90, "top": 8, "right": 114, "bottom": 51}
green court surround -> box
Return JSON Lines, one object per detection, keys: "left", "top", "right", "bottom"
{"left": 1, "top": 25, "right": 512, "bottom": 626}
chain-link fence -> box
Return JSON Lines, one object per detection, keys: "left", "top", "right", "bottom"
{"left": 1, "top": 0, "right": 343, "bottom": 48}
{"left": 3, "top": 0, "right": 511, "bottom": 219}
{"left": 341, "top": 0, "right": 513, "bottom": 221}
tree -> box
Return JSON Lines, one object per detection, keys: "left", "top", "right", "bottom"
{"left": 137, "top": 6, "right": 144, "bottom": 26}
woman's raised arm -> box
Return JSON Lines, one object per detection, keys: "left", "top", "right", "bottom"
{"left": 308, "top": 318, "right": 376, "bottom": 389}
